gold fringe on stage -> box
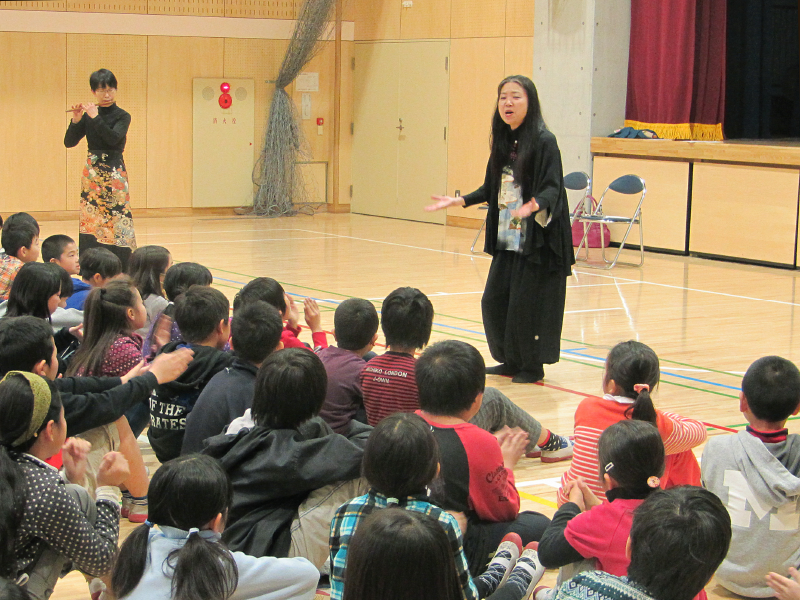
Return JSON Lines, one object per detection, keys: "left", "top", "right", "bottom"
{"left": 624, "top": 119, "right": 723, "bottom": 141}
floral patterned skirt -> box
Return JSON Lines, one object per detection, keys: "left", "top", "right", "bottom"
{"left": 80, "top": 153, "right": 137, "bottom": 250}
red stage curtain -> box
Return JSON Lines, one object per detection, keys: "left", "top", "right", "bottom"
{"left": 625, "top": 0, "right": 726, "bottom": 140}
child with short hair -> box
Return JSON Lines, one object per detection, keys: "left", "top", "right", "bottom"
{"left": 535, "top": 420, "right": 666, "bottom": 600}
{"left": 65, "top": 247, "right": 122, "bottom": 310}
{"left": 203, "top": 348, "right": 370, "bottom": 567}
{"left": 361, "top": 287, "right": 573, "bottom": 460}
{"left": 415, "top": 339, "right": 551, "bottom": 575}
{"left": 0, "top": 213, "right": 40, "bottom": 301}
{"left": 110, "top": 454, "right": 319, "bottom": 600}
{"left": 702, "top": 355, "right": 800, "bottom": 598}
{"left": 558, "top": 340, "right": 707, "bottom": 506}
{"left": 41, "top": 234, "right": 80, "bottom": 276}
{"left": 148, "top": 285, "right": 235, "bottom": 462}
{"left": 127, "top": 245, "right": 171, "bottom": 335}
{"left": 182, "top": 301, "right": 284, "bottom": 454}
{"left": 233, "top": 277, "right": 328, "bottom": 350}
{"left": 317, "top": 298, "right": 378, "bottom": 434}
{"left": 330, "top": 412, "right": 546, "bottom": 600}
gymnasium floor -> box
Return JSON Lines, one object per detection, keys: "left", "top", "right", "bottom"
{"left": 46, "top": 211, "right": 800, "bottom": 599}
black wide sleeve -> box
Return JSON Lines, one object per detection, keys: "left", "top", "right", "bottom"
{"left": 58, "top": 372, "right": 158, "bottom": 437}
{"left": 462, "top": 162, "right": 492, "bottom": 207}
{"left": 537, "top": 501, "right": 585, "bottom": 568}
{"left": 528, "top": 131, "right": 564, "bottom": 215}
{"left": 64, "top": 117, "right": 87, "bottom": 148}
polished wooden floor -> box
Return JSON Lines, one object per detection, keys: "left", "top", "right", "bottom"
{"left": 45, "top": 211, "right": 800, "bottom": 599}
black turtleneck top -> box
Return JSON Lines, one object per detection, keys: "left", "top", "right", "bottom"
{"left": 64, "top": 104, "right": 130, "bottom": 159}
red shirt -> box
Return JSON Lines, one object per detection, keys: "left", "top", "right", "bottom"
{"left": 360, "top": 352, "right": 419, "bottom": 425}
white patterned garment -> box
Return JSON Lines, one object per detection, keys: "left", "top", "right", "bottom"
{"left": 496, "top": 167, "right": 527, "bottom": 252}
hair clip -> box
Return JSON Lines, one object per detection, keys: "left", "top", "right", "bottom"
{"left": 647, "top": 476, "right": 661, "bottom": 489}
{"left": 186, "top": 527, "right": 200, "bottom": 538}
{"left": 604, "top": 461, "right": 614, "bottom": 473}
{"left": 144, "top": 520, "right": 154, "bottom": 528}
{"left": 386, "top": 497, "right": 399, "bottom": 506}
{"left": 633, "top": 383, "right": 650, "bottom": 393}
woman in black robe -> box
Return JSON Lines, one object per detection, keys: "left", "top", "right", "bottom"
{"left": 427, "top": 75, "right": 574, "bottom": 383}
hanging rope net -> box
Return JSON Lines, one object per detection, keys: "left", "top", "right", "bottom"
{"left": 244, "top": 0, "right": 337, "bottom": 217}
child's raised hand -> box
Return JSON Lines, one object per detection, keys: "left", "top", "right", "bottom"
{"left": 768, "top": 569, "right": 800, "bottom": 600}
{"left": 148, "top": 347, "right": 194, "bottom": 384}
{"left": 499, "top": 427, "right": 528, "bottom": 470}
{"left": 303, "top": 298, "right": 322, "bottom": 333}
{"left": 152, "top": 313, "right": 173, "bottom": 352}
{"left": 96, "top": 451, "right": 130, "bottom": 488}
{"left": 576, "top": 477, "right": 602, "bottom": 510}
{"left": 62, "top": 437, "right": 92, "bottom": 485}
{"left": 565, "top": 480, "right": 587, "bottom": 511}
{"left": 69, "top": 323, "right": 84, "bottom": 341}
{"left": 284, "top": 293, "right": 299, "bottom": 329}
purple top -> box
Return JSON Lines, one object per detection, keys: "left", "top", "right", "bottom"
{"left": 316, "top": 346, "right": 367, "bottom": 434}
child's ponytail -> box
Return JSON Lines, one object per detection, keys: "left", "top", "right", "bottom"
{"left": 170, "top": 529, "right": 238, "bottom": 600}
{"left": 110, "top": 523, "right": 151, "bottom": 598}
{"left": 605, "top": 341, "right": 660, "bottom": 426}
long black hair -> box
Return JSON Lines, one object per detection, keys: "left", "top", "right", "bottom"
{"left": 111, "top": 455, "right": 238, "bottom": 600}
{"left": 605, "top": 340, "right": 660, "bottom": 425}
{"left": 0, "top": 374, "right": 63, "bottom": 578}
{"left": 5, "top": 262, "right": 61, "bottom": 321}
{"left": 128, "top": 245, "right": 170, "bottom": 300}
{"left": 488, "top": 75, "right": 547, "bottom": 186}
{"left": 67, "top": 278, "right": 139, "bottom": 377}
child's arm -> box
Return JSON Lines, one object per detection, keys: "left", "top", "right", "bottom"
{"left": 659, "top": 411, "right": 708, "bottom": 454}
{"left": 768, "top": 568, "right": 800, "bottom": 600}
{"left": 304, "top": 297, "right": 329, "bottom": 349}
{"left": 537, "top": 501, "right": 586, "bottom": 568}
{"left": 463, "top": 428, "right": 521, "bottom": 522}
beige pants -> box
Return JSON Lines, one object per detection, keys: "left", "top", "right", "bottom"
{"left": 288, "top": 478, "right": 369, "bottom": 571}
{"left": 76, "top": 424, "right": 120, "bottom": 495}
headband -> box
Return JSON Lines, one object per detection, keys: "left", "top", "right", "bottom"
{"left": 3, "top": 372, "right": 52, "bottom": 447}
{"left": 633, "top": 384, "right": 650, "bottom": 394}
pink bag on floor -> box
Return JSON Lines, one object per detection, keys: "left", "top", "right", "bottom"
{"left": 571, "top": 196, "right": 610, "bottom": 248}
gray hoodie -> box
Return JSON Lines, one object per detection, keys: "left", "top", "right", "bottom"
{"left": 702, "top": 430, "right": 800, "bottom": 597}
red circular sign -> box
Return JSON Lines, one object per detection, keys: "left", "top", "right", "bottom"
{"left": 220, "top": 82, "right": 231, "bottom": 93}
{"left": 219, "top": 93, "right": 232, "bottom": 109}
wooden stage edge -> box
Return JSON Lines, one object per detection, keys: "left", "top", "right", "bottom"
{"left": 591, "top": 137, "right": 800, "bottom": 168}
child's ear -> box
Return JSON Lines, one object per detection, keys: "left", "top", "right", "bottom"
{"left": 274, "top": 341, "right": 284, "bottom": 352}
{"left": 739, "top": 392, "right": 749, "bottom": 414}
{"left": 603, "top": 473, "right": 616, "bottom": 490}
{"left": 370, "top": 333, "right": 378, "bottom": 345}
{"left": 207, "top": 512, "right": 225, "bottom": 533}
{"left": 331, "top": 328, "right": 337, "bottom": 341}
{"left": 90, "top": 273, "right": 104, "bottom": 287}
{"left": 624, "top": 536, "right": 632, "bottom": 560}
{"left": 126, "top": 306, "right": 136, "bottom": 322}
{"left": 32, "top": 359, "right": 50, "bottom": 377}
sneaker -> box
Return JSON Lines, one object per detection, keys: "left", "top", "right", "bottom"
{"left": 508, "top": 542, "right": 546, "bottom": 600}
{"left": 526, "top": 445, "right": 542, "bottom": 459}
{"left": 127, "top": 499, "right": 148, "bottom": 524}
{"left": 534, "top": 586, "right": 555, "bottom": 600}
{"left": 494, "top": 532, "right": 523, "bottom": 588}
{"left": 541, "top": 437, "right": 574, "bottom": 463}
{"left": 120, "top": 493, "right": 131, "bottom": 518}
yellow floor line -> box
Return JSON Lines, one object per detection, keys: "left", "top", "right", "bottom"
{"left": 518, "top": 490, "right": 558, "bottom": 509}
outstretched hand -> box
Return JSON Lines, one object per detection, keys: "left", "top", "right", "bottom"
{"left": 768, "top": 568, "right": 800, "bottom": 600}
{"left": 426, "top": 195, "right": 464, "bottom": 212}
{"left": 510, "top": 198, "right": 539, "bottom": 219}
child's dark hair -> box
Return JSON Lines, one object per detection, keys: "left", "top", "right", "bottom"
{"left": 67, "top": 278, "right": 139, "bottom": 377}
{"left": 343, "top": 508, "right": 461, "bottom": 600}
{"left": 230, "top": 301, "right": 283, "bottom": 365}
{"left": 334, "top": 298, "right": 379, "bottom": 351}
{"left": 6, "top": 262, "right": 61, "bottom": 321}
{"left": 598, "top": 420, "right": 664, "bottom": 496}
{"left": 1, "top": 213, "right": 39, "bottom": 259}
{"left": 362, "top": 413, "right": 439, "bottom": 499}
{"left": 111, "top": 455, "right": 238, "bottom": 600}
{"left": 41, "top": 234, "right": 75, "bottom": 263}
{"left": 605, "top": 341, "right": 660, "bottom": 425}
{"left": 127, "top": 245, "right": 170, "bottom": 300}
{"left": 174, "top": 286, "right": 229, "bottom": 344}
{"left": 381, "top": 287, "right": 433, "bottom": 349}
{"left": 252, "top": 348, "right": 327, "bottom": 429}
{"left": 90, "top": 68, "right": 118, "bottom": 91}
{"left": 163, "top": 262, "right": 213, "bottom": 301}
{"left": 742, "top": 356, "right": 800, "bottom": 423}
{"left": 629, "top": 487, "right": 731, "bottom": 600}
{"left": 416, "top": 340, "right": 485, "bottom": 415}
{"left": 232, "top": 277, "right": 286, "bottom": 314}
{"left": 79, "top": 247, "right": 122, "bottom": 281}
{"left": 0, "top": 374, "right": 62, "bottom": 577}
{"left": 0, "top": 317, "right": 55, "bottom": 376}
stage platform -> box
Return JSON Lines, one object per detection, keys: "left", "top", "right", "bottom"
{"left": 591, "top": 137, "right": 800, "bottom": 268}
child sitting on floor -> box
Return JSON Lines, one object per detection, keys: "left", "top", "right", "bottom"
{"left": 702, "top": 355, "right": 800, "bottom": 598}
{"left": 66, "top": 247, "right": 122, "bottom": 311}
{"left": 42, "top": 234, "right": 80, "bottom": 277}
{"left": 317, "top": 298, "right": 378, "bottom": 434}
{"left": 331, "top": 412, "right": 546, "bottom": 600}
{"left": 558, "top": 340, "right": 707, "bottom": 505}
{"left": 360, "top": 286, "right": 573, "bottom": 461}
{"left": 127, "top": 245, "right": 171, "bottom": 336}
{"left": 111, "top": 454, "right": 318, "bottom": 600}
{"left": 415, "top": 339, "right": 551, "bottom": 575}
{"left": 0, "top": 213, "right": 40, "bottom": 301}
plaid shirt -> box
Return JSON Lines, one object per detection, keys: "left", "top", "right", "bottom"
{"left": 329, "top": 489, "right": 478, "bottom": 600}
{"left": 0, "top": 253, "right": 22, "bottom": 301}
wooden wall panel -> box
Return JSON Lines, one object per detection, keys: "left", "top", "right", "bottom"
{"left": 451, "top": 0, "right": 504, "bottom": 38}
{"left": 147, "top": 36, "right": 223, "bottom": 208}
{"left": 506, "top": 0, "right": 534, "bottom": 37}
{"left": 354, "top": 0, "right": 400, "bottom": 41}
{"left": 66, "top": 0, "right": 146, "bottom": 12}
{"left": 0, "top": 32, "right": 67, "bottom": 212}
{"left": 400, "top": 0, "right": 451, "bottom": 39}
{"left": 0, "top": 1, "right": 66, "bottom": 10}
{"left": 338, "top": 40, "right": 354, "bottom": 204}
{"left": 504, "top": 36, "right": 533, "bottom": 78}
{"left": 147, "top": 0, "right": 224, "bottom": 16}
{"left": 66, "top": 34, "right": 147, "bottom": 210}
{"left": 225, "top": 0, "right": 302, "bottom": 19}
{"left": 446, "top": 37, "right": 504, "bottom": 221}
{"left": 592, "top": 156, "right": 690, "bottom": 252}
{"left": 690, "top": 163, "right": 799, "bottom": 265}
{"left": 223, "top": 37, "right": 288, "bottom": 177}
{"left": 341, "top": 0, "right": 355, "bottom": 22}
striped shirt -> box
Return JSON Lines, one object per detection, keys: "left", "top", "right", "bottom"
{"left": 329, "top": 489, "right": 478, "bottom": 600}
{"left": 359, "top": 352, "right": 418, "bottom": 425}
{"left": 557, "top": 395, "right": 707, "bottom": 505}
